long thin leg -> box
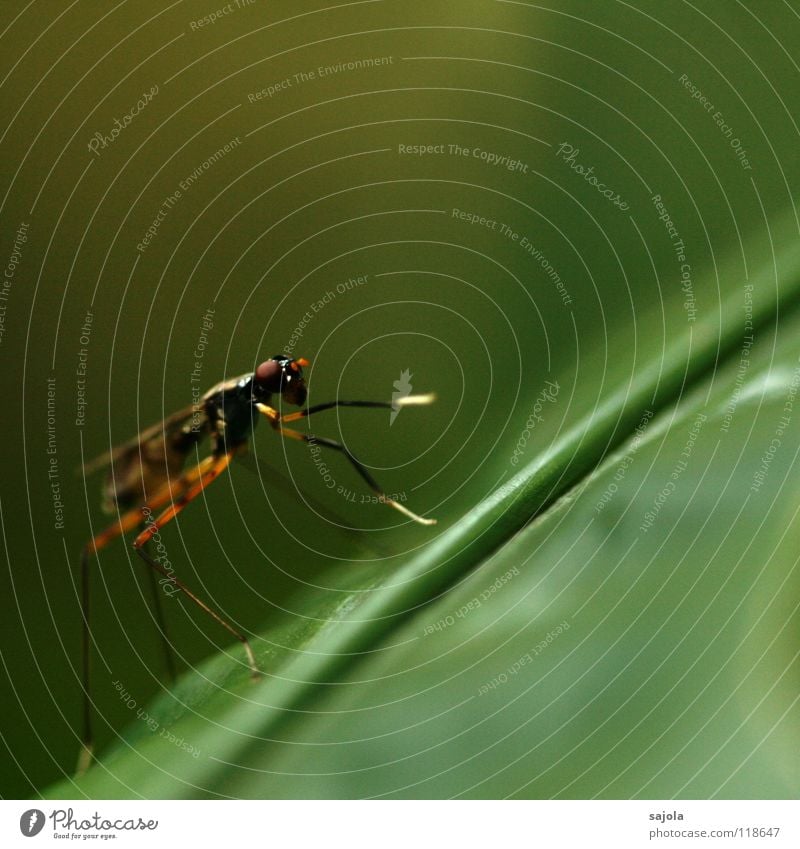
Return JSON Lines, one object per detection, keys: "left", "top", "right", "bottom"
{"left": 257, "top": 408, "right": 436, "bottom": 526}
{"left": 133, "top": 452, "right": 232, "bottom": 548}
{"left": 82, "top": 455, "right": 214, "bottom": 559}
{"left": 133, "top": 452, "right": 260, "bottom": 677}
{"left": 139, "top": 454, "right": 217, "bottom": 514}
{"left": 143, "top": 545, "right": 177, "bottom": 682}
{"left": 77, "top": 499, "right": 171, "bottom": 776}
{"left": 77, "top": 544, "right": 92, "bottom": 776}
{"left": 134, "top": 544, "right": 258, "bottom": 675}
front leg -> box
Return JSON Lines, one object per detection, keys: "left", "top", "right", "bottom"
{"left": 256, "top": 403, "right": 436, "bottom": 526}
{"left": 277, "top": 394, "right": 436, "bottom": 424}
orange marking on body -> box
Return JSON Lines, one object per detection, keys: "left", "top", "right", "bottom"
{"left": 133, "top": 453, "right": 233, "bottom": 549}
{"left": 87, "top": 508, "right": 146, "bottom": 555}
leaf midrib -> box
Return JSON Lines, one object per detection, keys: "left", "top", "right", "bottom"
{"left": 54, "top": 222, "right": 800, "bottom": 793}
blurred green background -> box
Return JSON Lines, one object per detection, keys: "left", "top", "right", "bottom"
{"left": 1, "top": 1, "right": 798, "bottom": 798}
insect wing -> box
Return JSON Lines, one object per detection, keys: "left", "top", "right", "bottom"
{"left": 82, "top": 405, "right": 204, "bottom": 513}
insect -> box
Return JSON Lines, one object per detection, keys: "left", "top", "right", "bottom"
{"left": 78, "top": 353, "right": 436, "bottom": 772}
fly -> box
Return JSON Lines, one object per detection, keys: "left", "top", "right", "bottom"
{"left": 77, "top": 353, "right": 436, "bottom": 772}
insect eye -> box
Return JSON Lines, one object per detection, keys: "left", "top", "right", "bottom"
{"left": 254, "top": 359, "right": 282, "bottom": 388}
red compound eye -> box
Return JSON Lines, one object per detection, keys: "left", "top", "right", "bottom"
{"left": 254, "top": 359, "right": 282, "bottom": 389}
